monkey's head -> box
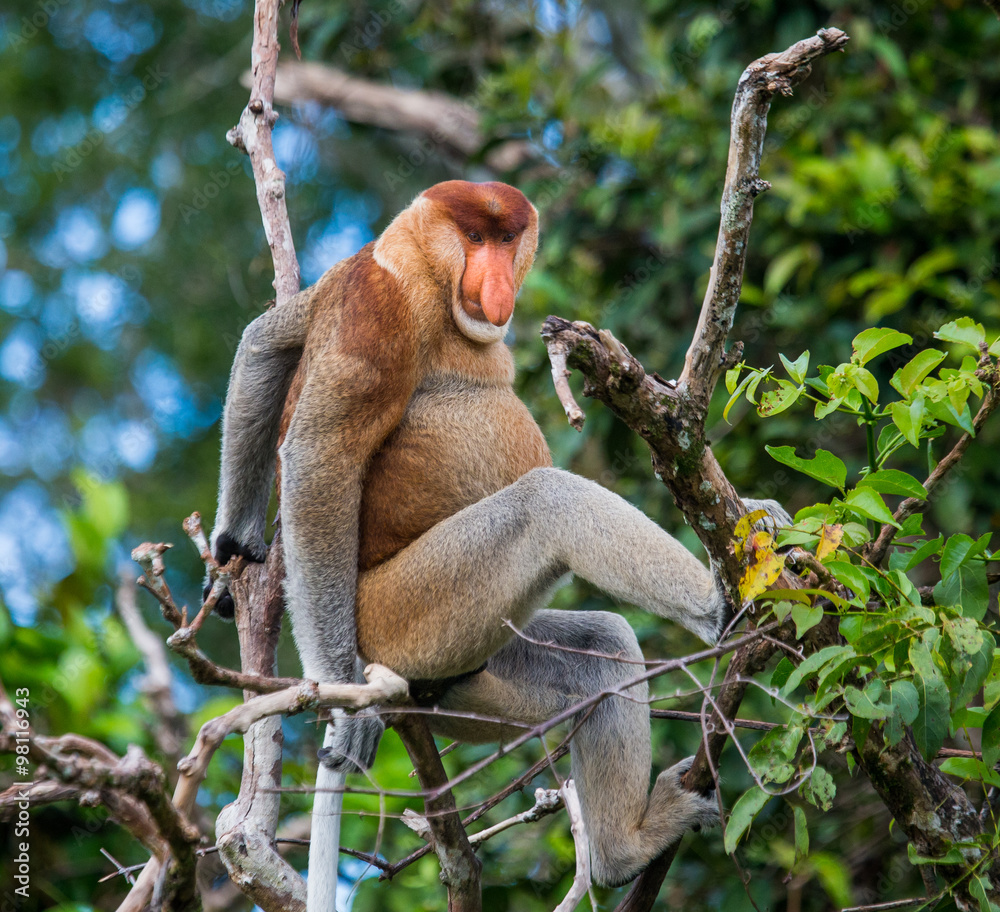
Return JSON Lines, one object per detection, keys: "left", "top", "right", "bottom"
{"left": 415, "top": 181, "right": 538, "bottom": 344}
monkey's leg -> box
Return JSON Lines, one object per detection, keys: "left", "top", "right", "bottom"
{"left": 432, "top": 610, "right": 718, "bottom": 888}
{"left": 357, "top": 467, "right": 727, "bottom": 680}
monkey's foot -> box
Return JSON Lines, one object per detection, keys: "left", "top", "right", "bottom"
{"left": 318, "top": 709, "right": 385, "bottom": 773}
{"left": 658, "top": 756, "right": 720, "bottom": 833}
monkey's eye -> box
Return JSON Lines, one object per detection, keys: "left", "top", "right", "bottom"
{"left": 502, "top": 232, "right": 516, "bottom": 243}
{"left": 467, "top": 232, "right": 483, "bottom": 244}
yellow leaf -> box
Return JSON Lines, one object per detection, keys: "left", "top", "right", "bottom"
{"left": 816, "top": 523, "right": 844, "bottom": 560}
{"left": 734, "top": 509, "right": 769, "bottom": 559}
{"left": 740, "top": 551, "right": 786, "bottom": 601}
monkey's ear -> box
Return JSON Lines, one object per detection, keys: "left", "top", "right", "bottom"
{"left": 513, "top": 203, "right": 539, "bottom": 292}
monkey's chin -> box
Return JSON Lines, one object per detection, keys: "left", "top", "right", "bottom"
{"left": 453, "top": 301, "right": 510, "bottom": 344}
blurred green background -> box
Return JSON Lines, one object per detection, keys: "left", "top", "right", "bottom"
{"left": 1, "top": 0, "right": 998, "bottom": 908}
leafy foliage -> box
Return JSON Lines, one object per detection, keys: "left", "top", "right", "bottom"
{"left": 2, "top": 0, "right": 1000, "bottom": 908}
{"left": 723, "top": 320, "right": 1000, "bottom": 905}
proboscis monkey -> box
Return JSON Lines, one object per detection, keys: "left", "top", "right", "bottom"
{"left": 211, "top": 180, "right": 784, "bottom": 887}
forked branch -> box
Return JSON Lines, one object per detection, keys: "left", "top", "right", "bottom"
{"left": 543, "top": 29, "right": 849, "bottom": 912}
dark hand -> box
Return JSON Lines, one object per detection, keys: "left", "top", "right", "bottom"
{"left": 204, "top": 532, "right": 266, "bottom": 619}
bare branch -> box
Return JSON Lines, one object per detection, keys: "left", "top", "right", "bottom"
{"left": 271, "top": 61, "right": 481, "bottom": 156}
{"left": 394, "top": 714, "right": 482, "bottom": 911}
{"left": 553, "top": 780, "right": 593, "bottom": 912}
{"left": 266, "top": 60, "right": 536, "bottom": 171}
{"left": 116, "top": 575, "right": 187, "bottom": 770}
{"left": 467, "top": 788, "right": 562, "bottom": 847}
{"left": 226, "top": 0, "right": 299, "bottom": 303}
{"left": 181, "top": 664, "right": 408, "bottom": 800}
{"left": 678, "top": 27, "right": 849, "bottom": 408}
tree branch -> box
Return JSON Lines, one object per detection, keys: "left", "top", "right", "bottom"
{"left": 266, "top": 60, "right": 536, "bottom": 171}
{"left": 394, "top": 714, "right": 483, "bottom": 912}
{"left": 678, "top": 27, "right": 849, "bottom": 409}
{"left": 226, "top": 0, "right": 299, "bottom": 304}
{"left": 543, "top": 29, "right": 850, "bottom": 911}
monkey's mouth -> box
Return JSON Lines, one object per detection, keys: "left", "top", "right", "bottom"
{"left": 461, "top": 297, "right": 494, "bottom": 323}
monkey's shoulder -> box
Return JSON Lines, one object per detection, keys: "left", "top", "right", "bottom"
{"left": 304, "top": 242, "right": 412, "bottom": 335}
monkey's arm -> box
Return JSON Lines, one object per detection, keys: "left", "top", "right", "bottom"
{"left": 280, "top": 310, "right": 418, "bottom": 772}
{"left": 212, "top": 290, "right": 312, "bottom": 563}
{"left": 280, "top": 316, "right": 419, "bottom": 684}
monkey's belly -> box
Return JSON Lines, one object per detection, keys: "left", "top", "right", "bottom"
{"left": 357, "top": 384, "right": 551, "bottom": 572}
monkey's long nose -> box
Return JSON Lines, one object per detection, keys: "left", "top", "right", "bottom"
{"left": 479, "top": 264, "right": 515, "bottom": 326}
{"left": 480, "top": 279, "right": 514, "bottom": 326}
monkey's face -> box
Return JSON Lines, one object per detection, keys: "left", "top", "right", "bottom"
{"left": 421, "top": 181, "right": 538, "bottom": 345}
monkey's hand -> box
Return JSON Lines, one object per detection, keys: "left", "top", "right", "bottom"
{"left": 203, "top": 531, "right": 267, "bottom": 620}
{"left": 657, "top": 756, "right": 720, "bottom": 835}
{"left": 318, "top": 708, "right": 385, "bottom": 774}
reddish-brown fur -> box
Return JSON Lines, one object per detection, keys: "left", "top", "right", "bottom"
{"left": 423, "top": 181, "right": 534, "bottom": 238}
{"left": 277, "top": 184, "right": 549, "bottom": 582}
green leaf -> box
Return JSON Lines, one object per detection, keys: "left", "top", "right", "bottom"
{"left": 765, "top": 243, "right": 816, "bottom": 297}
{"left": 758, "top": 380, "right": 803, "bottom": 417}
{"left": 906, "top": 247, "right": 958, "bottom": 285}
{"left": 938, "top": 757, "right": 1000, "bottom": 788}
{"left": 897, "top": 513, "right": 925, "bottom": 538}
{"left": 969, "top": 873, "right": 1000, "bottom": 912}
{"left": 793, "top": 805, "right": 809, "bottom": 862}
{"left": 903, "top": 535, "right": 944, "bottom": 571}
{"left": 892, "top": 349, "right": 946, "bottom": 397}
{"left": 771, "top": 657, "right": 795, "bottom": 694}
{"left": 934, "top": 563, "right": 990, "bottom": 620}
{"left": 749, "top": 726, "right": 804, "bottom": 784}
{"left": 799, "top": 766, "right": 835, "bottom": 811}
{"left": 852, "top": 327, "right": 913, "bottom": 365}
{"left": 772, "top": 600, "right": 794, "bottom": 623}
{"left": 886, "top": 679, "right": 920, "bottom": 746}
{"left": 907, "top": 843, "right": 965, "bottom": 866}
{"left": 791, "top": 603, "right": 824, "bottom": 638}
{"left": 935, "top": 317, "right": 985, "bottom": 350}
{"left": 844, "top": 487, "right": 898, "bottom": 526}
{"left": 815, "top": 396, "right": 843, "bottom": 419}
{"left": 851, "top": 366, "right": 879, "bottom": 403}
{"left": 947, "top": 632, "right": 994, "bottom": 713}
{"left": 940, "top": 533, "right": 977, "bottom": 580}
{"left": 780, "top": 351, "right": 810, "bottom": 384}
{"left": 724, "top": 786, "right": 770, "bottom": 853}
{"left": 826, "top": 561, "right": 871, "bottom": 603}
{"left": 857, "top": 469, "right": 927, "bottom": 500}
{"left": 724, "top": 368, "right": 762, "bottom": 422}
{"left": 910, "top": 641, "right": 951, "bottom": 761}
{"left": 765, "top": 446, "right": 846, "bottom": 490}
{"left": 781, "top": 645, "right": 855, "bottom": 694}
{"left": 890, "top": 397, "right": 925, "bottom": 448}
{"left": 985, "top": 655, "right": 1000, "bottom": 710}
{"left": 939, "top": 531, "right": 993, "bottom": 580}
{"left": 982, "top": 704, "right": 1000, "bottom": 768}
{"left": 844, "top": 681, "right": 892, "bottom": 719}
